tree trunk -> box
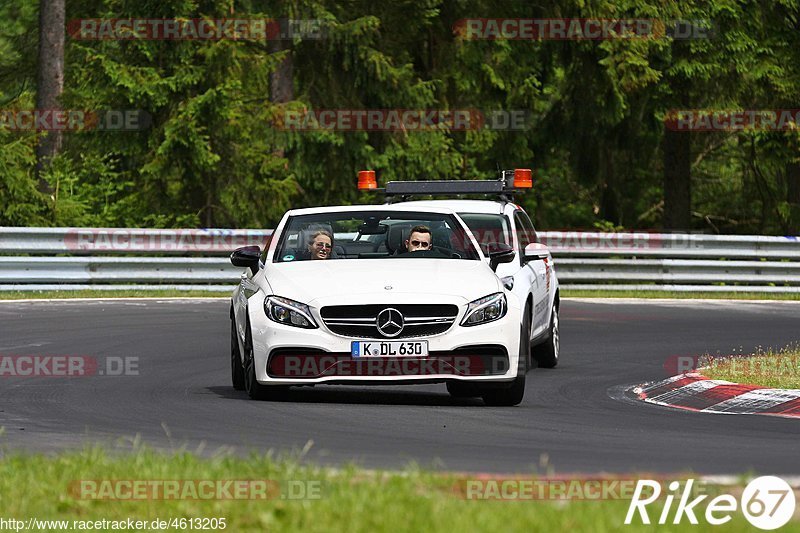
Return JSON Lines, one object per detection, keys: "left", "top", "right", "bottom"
{"left": 269, "top": 39, "right": 293, "bottom": 104}
{"left": 35, "top": 0, "right": 65, "bottom": 193}
{"left": 787, "top": 161, "right": 800, "bottom": 235}
{"left": 662, "top": 126, "right": 692, "bottom": 230}
{"left": 269, "top": 38, "right": 293, "bottom": 160}
{"left": 662, "top": 39, "right": 692, "bottom": 231}
{"left": 600, "top": 147, "right": 620, "bottom": 225}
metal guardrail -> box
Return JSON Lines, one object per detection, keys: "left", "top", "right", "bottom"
{"left": 0, "top": 257, "right": 235, "bottom": 283}
{"left": 1, "top": 227, "right": 799, "bottom": 292}
{"left": 0, "top": 227, "right": 271, "bottom": 255}
{"left": 538, "top": 232, "right": 800, "bottom": 259}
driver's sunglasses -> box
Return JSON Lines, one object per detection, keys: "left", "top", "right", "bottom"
{"left": 313, "top": 242, "right": 332, "bottom": 249}
{"left": 410, "top": 240, "right": 431, "bottom": 248}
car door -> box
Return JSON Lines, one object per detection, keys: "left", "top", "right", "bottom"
{"left": 457, "top": 211, "right": 538, "bottom": 335}
{"left": 515, "top": 210, "right": 551, "bottom": 339}
{"left": 493, "top": 210, "right": 536, "bottom": 340}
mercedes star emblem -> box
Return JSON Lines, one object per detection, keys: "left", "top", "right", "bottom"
{"left": 376, "top": 307, "right": 404, "bottom": 338}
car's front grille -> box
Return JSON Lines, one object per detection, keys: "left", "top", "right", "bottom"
{"left": 320, "top": 304, "right": 459, "bottom": 339}
{"left": 321, "top": 304, "right": 459, "bottom": 319}
{"left": 322, "top": 323, "right": 454, "bottom": 338}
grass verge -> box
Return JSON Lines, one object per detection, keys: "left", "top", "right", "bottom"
{"left": 0, "top": 290, "right": 227, "bottom": 300}
{"left": 700, "top": 346, "right": 800, "bottom": 389}
{"left": 0, "top": 446, "right": 777, "bottom": 532}
{"left": 563, "top": 289, "right": 800, "bottom": 300}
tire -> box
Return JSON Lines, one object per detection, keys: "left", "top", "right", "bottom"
{"left": 481, "top": 303, "right": 529, "bottom": 406}
{"left": 230, "top": 318, "right": 245, "bottom": 390}
{"left": 243, "top": 318, "right": 287, "bottom": 401}
{"left": 446, "top": 381, "right": 481, "bottom": 398}
{"left": 532, "top": 303, "right": 559, "bottom": 369}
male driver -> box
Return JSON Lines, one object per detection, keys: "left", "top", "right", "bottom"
{"left": 405, "top": 225, "right": 432, "bottom": 252}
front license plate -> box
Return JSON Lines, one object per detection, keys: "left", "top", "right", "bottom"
{"left": 351, "top": 340, "right": 429, "bottom": 357}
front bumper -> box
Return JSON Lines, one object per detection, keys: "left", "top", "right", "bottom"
{"left": 247, "top": 292, "right": 522, "bottom": 386}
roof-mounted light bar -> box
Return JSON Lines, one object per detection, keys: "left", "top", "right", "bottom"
{"left": 356, "top": 168, "right": 533, "bottom": 202}
{"left": 385, "top": 180, "right": 505, "bottom": 196}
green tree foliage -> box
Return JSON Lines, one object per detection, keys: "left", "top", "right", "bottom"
{"left": 0, "top": 0, "right": 798, "bottom": 232}
{"left": 0, "top": 0, "right": 44, "bottom": 224}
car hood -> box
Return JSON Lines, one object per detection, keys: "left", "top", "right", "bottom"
{"left": 260, "top": 259, "right": 502, "bottom": 307}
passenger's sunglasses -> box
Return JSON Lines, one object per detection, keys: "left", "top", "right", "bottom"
{"left": 312, "top": 242, "right": 332, "bottom": 249}
{"left": 410, "top": 240, "right": 431, "bottom": 248}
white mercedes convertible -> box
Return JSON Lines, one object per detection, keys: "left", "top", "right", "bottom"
{"left": 229, "top": 203, "right": 554, "bottom": 405}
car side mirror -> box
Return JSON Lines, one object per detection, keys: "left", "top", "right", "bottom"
{"left": 485, "top": 242, "right": 515, "bottom": 271}
{"left": 523, "top": 242, "right": 551, "bottom": 263}
{"left": 230, "top": 246, "right": 261, "bottom": 275}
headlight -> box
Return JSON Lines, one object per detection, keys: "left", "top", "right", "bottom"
{"left": 264, "top": 296, "right": 318, "bottom": 329}
{"left": 461, "top": 292, "right": 507, "bottom": 326}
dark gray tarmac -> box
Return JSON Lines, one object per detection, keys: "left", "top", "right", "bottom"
{"left": 1, "top": 298, "right": 798, "bottom": 474}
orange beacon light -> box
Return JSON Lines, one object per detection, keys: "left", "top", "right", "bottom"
{"left": 513, "top": 168, "right": 532, "bottom": 188}
{"left": 357, "top": 170, "right": 377, "bottom": 190}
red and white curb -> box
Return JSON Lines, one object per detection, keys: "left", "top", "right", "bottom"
{"left": 632, "top": 372, "right": 800, "bottom": 418}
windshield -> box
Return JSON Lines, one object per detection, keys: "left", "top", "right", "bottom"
{"left": 457, "top": 213, "right": 512, "bottom": 251}
{"left": 273, "top": 211, "right": 481, "bottom": 262}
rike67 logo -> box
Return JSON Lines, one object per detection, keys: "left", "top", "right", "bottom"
{"left": 625, "top": 477, "right": 796, "bottom": 529}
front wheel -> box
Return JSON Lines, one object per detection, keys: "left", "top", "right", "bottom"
{"left": 481, "top": 304, "right": 529, "bottom": 406}
{"left": 532, "top": 303, "right": 559, "bottom": 369}
{"left": 481, "top": 375, "right": 526, "bottom": 406}
{"left": 230, "top": 318, "right": 245, "bottom": 390}
{"left": 243, "top": 319, "right": 288, "bottom": 401}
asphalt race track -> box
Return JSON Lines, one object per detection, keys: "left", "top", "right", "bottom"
{"left": 1, "top": 298, "right": 798, "bottom": 474}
